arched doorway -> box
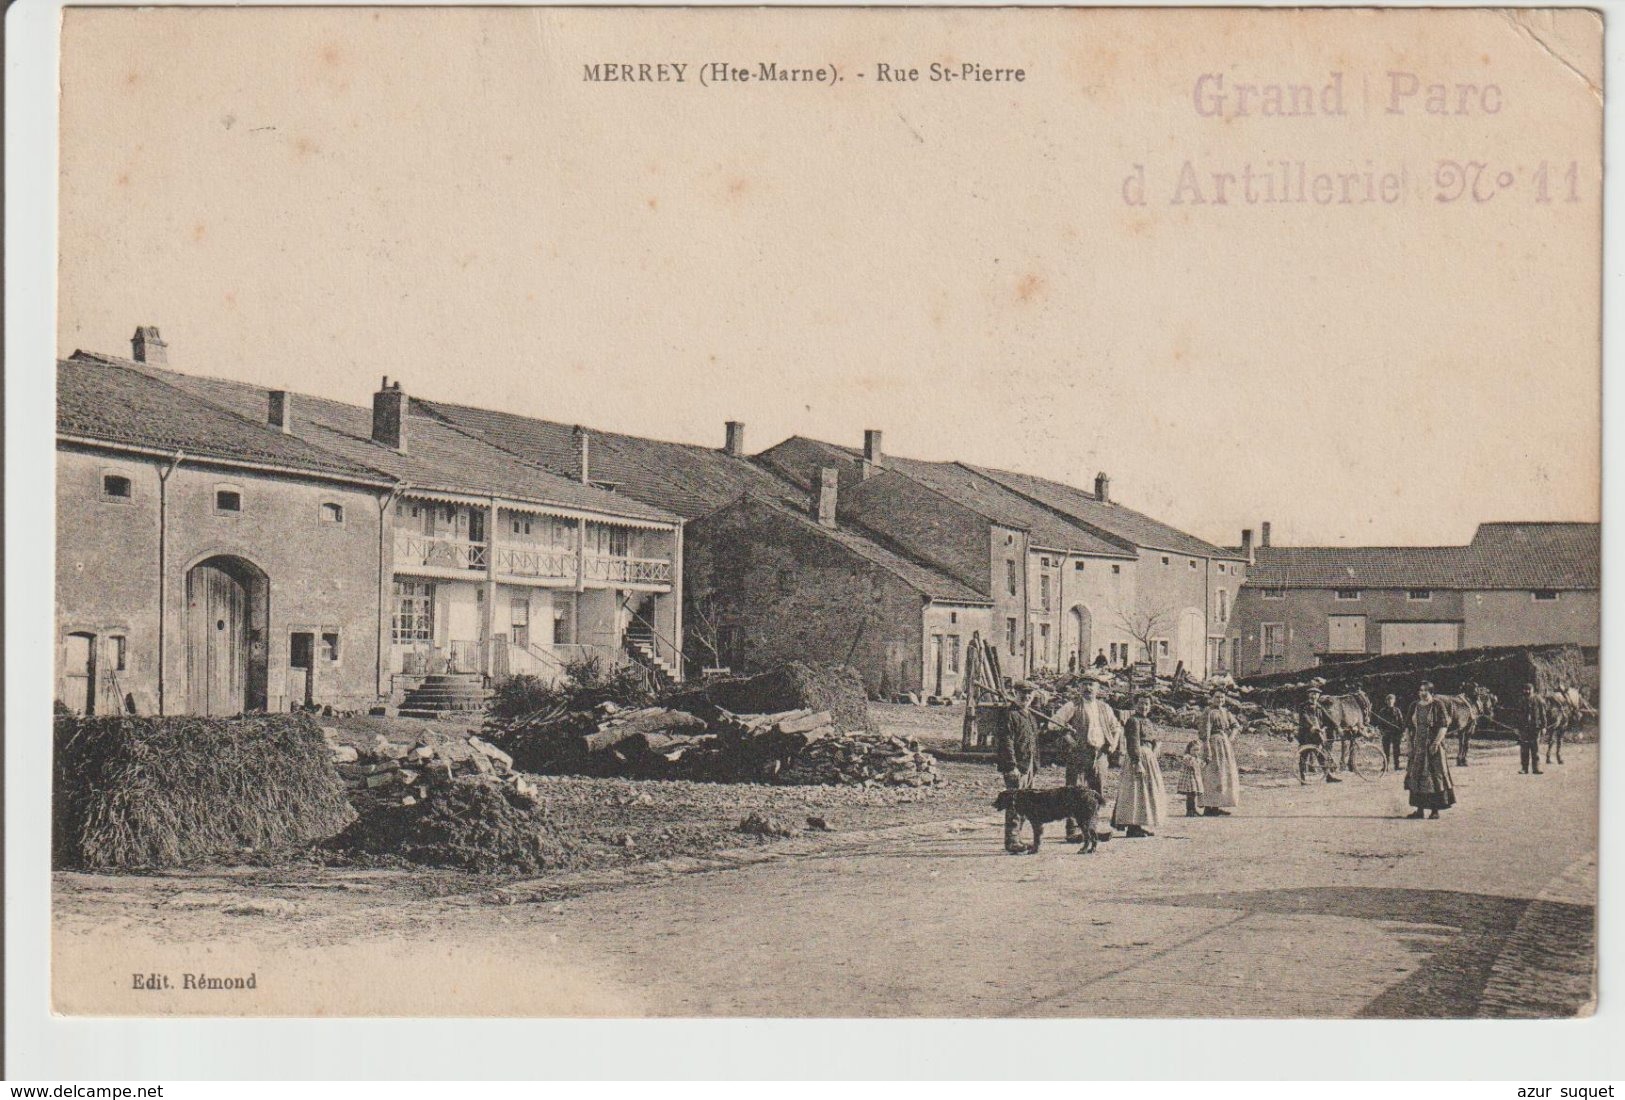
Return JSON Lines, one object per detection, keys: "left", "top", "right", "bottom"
{"left": 186, "top": 555, "right": 269, "bottom": 715}
{"left": 1178, "top": 608, "right": 1205, "bottom": 677}
{"left": 1067, "top": 605, "right": 1093, "bottom": 672}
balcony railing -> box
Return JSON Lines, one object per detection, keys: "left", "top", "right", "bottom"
{"left": 582, "top": 554, "right": 673, "bottom": 585}
{"left": 492, "top": 544, "right": 577, "bottom": 581}
{"left": 395, "top": 532, "right": 487, "bottom": 572}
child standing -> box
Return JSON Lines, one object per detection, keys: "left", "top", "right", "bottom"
{"left": 1175, "top": 739, "right": 1205, "bottom": 818}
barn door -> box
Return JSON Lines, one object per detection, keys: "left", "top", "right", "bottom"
{"left": 63, "top": 632, "right": 96, "bottom": 715}
{"left": 188, "top": 562, "right": 250, "bottom": 715}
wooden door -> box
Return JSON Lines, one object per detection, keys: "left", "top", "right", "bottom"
{"left": 188, "top": 563, "right": 249, "bottom": 715}
{"left": 63, "top": 632, "right": 96, "bottom": 715}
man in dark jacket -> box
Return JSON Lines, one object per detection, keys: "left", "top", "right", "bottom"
{"left": 1514, "top": 682, "right": 1548, "bottom": 775}
{"left": 1373, "top": 693, "right": 1407, "bottom": 771}
{"left": 997, "top": 681, "right": 1041, "bottom": 853}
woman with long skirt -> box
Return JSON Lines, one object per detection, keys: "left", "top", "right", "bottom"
{"left": 1113, "top": 695, "right": 1168, "bottom": 838}
{"left": 1199, "top": 692, "right": 1241, "bottom": 816}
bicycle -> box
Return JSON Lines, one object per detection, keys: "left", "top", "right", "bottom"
{"left": 1297, "top": 728, "right": 1387, "bottom": 783}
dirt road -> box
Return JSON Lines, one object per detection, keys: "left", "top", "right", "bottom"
{"left": 54, "top": 743, "right": 1596, "bottom": 1018}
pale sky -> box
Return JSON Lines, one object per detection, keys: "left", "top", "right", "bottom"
{"left": 58, "top": 7, "right": 1602, "bottom": 548}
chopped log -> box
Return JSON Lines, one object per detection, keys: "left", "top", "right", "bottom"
{"left": 775, "top": 710, "right": 832, "bottom": 735}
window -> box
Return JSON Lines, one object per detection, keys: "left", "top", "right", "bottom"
{"left": 101, "top": 473, "right": 132, "bottom": 501}
{"left": 1006, "top": 560, "right": 1017, "bottom": 597}
{"left": 1157, "top": 639, "right": 1170, "bottom": 657}
{"left": 1189, "top": 559, "right": 1198, "bottom": 570}
{"left": 1039, "top": 574, "right": 1052, "bottom": 612}
{"left": 319, "top": 502, "right": 344, "bottom": 524}
{"left": 321, "top": 632, "right": 341, "bottom": 661}
{"left": 1111, "top": 564, "right": 1121, "bottom": 575}
{"left": 214, "top": 487, "right": 242, "bottom": 513}
{"left": 511, "top": 516, "right": 533, "bottom": 536}
{"left": 949, "top": 611, "right": 958, "bottom": 624}
{"left": 1407, "top": 590, "right": 1432, "bottom": 602}
{"left": 1217, "top": 563, "right": 1227, "bottom": 575}
{"left": 1161, "top": 555, "right": 1170, "bottom": 565}
{"left": 1533, "top": 590, "right": 1560, "bottom": 602}
{"left": 1335, "top": 589, "right": 1361, "bottom": 601}
{"left": 1006, "top": 617, "right": 1019, "bottom": 654}
{"left": 1040, "top": 556, "right": 1051, "bottom": 568}
{"left": 110, "top": 635, "right": 127, "bottom": 671}
{"left": 1262, "top": 623, "right": 1286, "bottom": 661}
{"left": 1038, "top": 623, "right": 1051, "bottom": 664}
{"left": 947, "top": 635, "right": 961, "bottom": 673}
{"left": 1262, "top": 588, "right": 1286, "bottom": 600}
{"left": 1075, "top": 561, "right": 1085, "bottom": 572}
{"left": 1216, "top": 589, "right": 1229, "bottom": 624}
{"left": 392, "top": 580, "right": 433, "bottom": 644}
{"left": 1005, "top": 533, "right": 1014, "bottom": 545}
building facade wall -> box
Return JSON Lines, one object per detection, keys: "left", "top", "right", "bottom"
{"left": 1034, "top": 550, "right": 1139, "bottom": 673}
{"left": 1124, "top": 546, "right": 1212, "bottom": 674}
{"left": 57, "top": 446, "right": 386, "bottom": 715}
{"left": 921, "top": 602, "right": 995, "bottom": 698}
{"left": 1231, "top": 585, "right": 1468, "bottom": 676}
{"left": 684, "top": 498, "right": 948, "bottom": 696}
{"left": 1462, "top": 589, "right": 1600, "bottom": 649}
{"left": 1206, "top": 558, "right": 1247, "bottom": 676}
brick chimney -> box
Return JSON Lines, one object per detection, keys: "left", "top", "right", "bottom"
{"left": 371, "top": 377, "right": 407, "bottom": 452}
{"left": 1094, "top": 472, "right": 1111, "bottom": 502}
{"left": 131, "top": 326, "right": 168, "bottom": 365}
{"left": 574, "top": 426, "right": 590, "bottom": 484}
{"left": 1261, "top": 521, "right": 1272, "bottom": 548}
{"left": 815, "top": 466, "right": 839, "bottom": 528}
{"left": 724, "top": 420, "right": 746, "bottom": 458}
{"left": 861, "top": 429, "right": 884, "bottom": 480}
{"left": 267, "top": 390, "right": 293, "bottom": 434}
{"left": 1241, "top": 528, "right": 1254, "bottom": 564}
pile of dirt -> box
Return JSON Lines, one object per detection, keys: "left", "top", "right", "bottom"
{"left": 53, "top": 713, "right": 355, "bottom": 870}
{"left": 329, "top": 778, "right": 573, "bottom": 875}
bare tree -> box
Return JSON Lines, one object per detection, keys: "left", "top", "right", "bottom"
{"left": 1115, "top": 603, "right": 1179, "bottom": 665}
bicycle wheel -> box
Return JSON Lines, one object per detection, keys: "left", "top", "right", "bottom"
{"left": 1297, "top": 744, "right": 1326, "bottom": 784}
{"left": 1346, "top": 739, "right": 1386, "bottom": 781}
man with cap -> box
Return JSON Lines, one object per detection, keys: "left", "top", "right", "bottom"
{"left": 1372, "top": 692, "right": 1407, "bottom": 771}
{"left": 1404, "top": 681, "right": 1456, "bottom": 819}
{"left": 1297, "top": 684, "right": 1341, "bottom": 783}
{"left": 1513, "top": 681, "right": 1547, "bottom": 775}
{"left": 996, "top": 680, "right": 1042, "bottom": 854}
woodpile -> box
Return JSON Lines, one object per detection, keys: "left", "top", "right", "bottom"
{"left": 777, "top": 731, "right": 940, "bottom": 787}
{"left": 327, "top": 729, "right": 540, "bottom": 810}
{"left": 483, "top": 702, "right": 937, "bottom": 787}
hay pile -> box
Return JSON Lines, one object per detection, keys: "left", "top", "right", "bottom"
{"left": 53, "top": 713, "right": 355, "bottom": 870}
{"left": 329, "top": 779, "right": 572, "bottom": 875}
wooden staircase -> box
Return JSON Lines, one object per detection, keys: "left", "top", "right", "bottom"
{"left": 624, "top": 628, "right": 679, "bottom": 688}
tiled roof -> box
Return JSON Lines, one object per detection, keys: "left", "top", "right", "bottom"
{"left": 720, "top": 494, "right": 992, "bottom": 605}
{"left": 757, "top": 437, "right": 1137, "bottom": 558}
{"left": 1245, "top": 524, "right": 1599, "bottom": 591}
{"left": 71, "top": 354, "right": 677, "bottom": 524}
{"left": 57, "top": 357, "right": 388, "bottom": 483}
{"left": 967, "top": 466, "right": 1232, "bottom": 559}
{"left": 420, "top": 401, "right": 794, "bottom": 520}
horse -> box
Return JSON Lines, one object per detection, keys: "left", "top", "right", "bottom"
{"left": 1314, "top": 688, "right": 1374, "bottom": 771}
{"left": 1432, "top": 689, "right": 1481, "bottom": 766}
{"left": 1540, "top": 685, "right": 1591, "bottom": 765}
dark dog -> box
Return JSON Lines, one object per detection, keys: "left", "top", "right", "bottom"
{"left": 992, "top": 786, "right": 1104, "bottom": 853}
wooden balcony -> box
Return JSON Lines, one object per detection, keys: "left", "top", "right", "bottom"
{"left": 396, "top": 533, "right": 672, "bottom": 589}
{"left": 583, "top": 554, "right": 673, "bottom": 586}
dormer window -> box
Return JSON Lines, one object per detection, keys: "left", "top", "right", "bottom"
{"left": 214, "top": 486, "right": 243, "bottom": 514}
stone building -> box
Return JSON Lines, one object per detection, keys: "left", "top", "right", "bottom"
{"left": 56, "top": 333, "right": 684, "bottom": 716}
{"left": 1228, "top": 521, "right": 1600, "bottom": 677}
{"left": 757, "top": 435, "right": 1248, "bottom": 678}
